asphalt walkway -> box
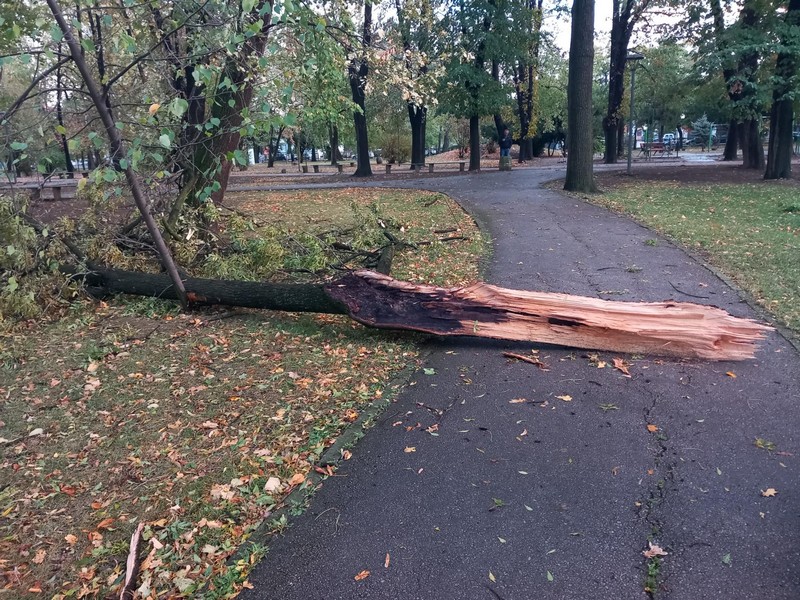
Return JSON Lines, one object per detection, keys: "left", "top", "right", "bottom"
{"left": 242, "top": 167, "right": 800, "bottom": 599}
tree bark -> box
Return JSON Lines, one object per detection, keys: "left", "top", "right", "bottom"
{"left": 564, "top": 0, "right": 597, "bottom": 192}
{"left": 55, "top": 49, "right": 74, "bottom": 178}
{"left": 723, "top": 118, "right": 739, "bottom": 160}
{"left": 764, "top": 0, "right": 800, "bottom": 180}
{"left": 408, "top": 105, "right": 427, "bottom": 166}
{"left": 469, "top": 115, "right": 481, "bottom": 171}
{"left": 75, "top": 267, "right": 771, "bottom": 361}
{"left": 349, "top": 0, "right": 373, "bottom": 177}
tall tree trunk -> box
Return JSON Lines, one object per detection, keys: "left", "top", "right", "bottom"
{"left": 349, "top": 0, "right": 373, "bottom": 177}
{"left": 564, "top": 0, "right": 597, "bottom": 192}
{"left": 329, "top": 124, "right": 342, "bottom": 165}
{"left": 764, "top": 0, "right": 800, "bottom": 179}
{"left": 469, "top": 115, "right": 481, "bottom": 171}
{"left": 741, "top": 118, "right": 764, "bottom": 169}
{"left": 409, "top": 105, "right": 427, "bottom": 166}
{"left": 723, "top": 118, "right": 739, "bottom": 160}
{"left": 604, "top": 0, "right": 646, "bottom": 164}
{"left": 55, "top": 47, "right": 73, "bottom": 178}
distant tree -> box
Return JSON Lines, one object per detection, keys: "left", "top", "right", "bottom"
{"left": 764, "top": 0, "right": 800, "bottom": 179}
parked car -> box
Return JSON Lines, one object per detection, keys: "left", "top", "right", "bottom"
{"left": 661, "top": 133, "right": 676, "bottom": 146}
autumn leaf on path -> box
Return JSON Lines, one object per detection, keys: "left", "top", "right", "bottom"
{"left": 404, "top": 446, "right": 416, "bottom": 453}
{"left": 354, "top": 570, "right": 370, "bottom": 581}
{"left": 385, "top": 553, "right": 390, "bottom": 569}
{"left": 556, "top": 395, "right": 572, "bottom": 402}
{"left": 643, "top": 542, "right": 668, "bottom": 558}
{"left": 488, "top": 571, "right": 496, "bottom": 583}
{"left": 726, "top": 371, "right": 737, "bottom": 378}
{"left": 646, "top": 424, "right": 659, "bottom": 433}
{"left": 612, "top": 357, "right": 631, "bottom": 377}
{"left": 761, "top": 488, "right": 778, "bottom": 497}
{"left": 509, "top": 398, "right": 527, "bottom": 404}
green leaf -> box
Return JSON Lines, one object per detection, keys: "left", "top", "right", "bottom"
{"left": 6, "top": 245, "right": 16, "bottom": 256}
{"left": 546, "top": 571, "right": 554, "bottom": 582}
{"left": 242, "top": 0, "right": 256, "bottom": 11}
{"left": 119, "top": 158, "right": 129, "bottom": 170}
{"left": 6, "top": 276, "right": 18, "bottom": 293}
{"left": 81, "top": 38, "right": 95, "bottom": 53}
{"left": 722, "top": 553, "right": 732, "bottom": 566}
{"left": 55, "top": 125, "right": 66, "bottom": 135}
{"left": 10, "top": 142, "right": 27, "bottom": 151}
{"left": 168, "top": 98, "right": 189, "bottom": 118}
{"left": 423, "top": 368, "right": 436, "bottom": 375}
{"left": 50, "top": 25, "right": 63, "bottom": 42}
{"left": 158, "top": 134, "right": 171, "bottom": 148}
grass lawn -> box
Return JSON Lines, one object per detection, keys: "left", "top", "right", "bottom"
{"left": 0, "top": 188, "right": 487, "bottom": 598}
{"left": 590, "top": 178, "right": 800, "bottom": 333}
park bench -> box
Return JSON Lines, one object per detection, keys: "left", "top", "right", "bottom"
{"left": 385, "top": 161, "right": 467, "bottom": 174}
{"left": 639, "top": 142, "right": 673, "bottom": 160}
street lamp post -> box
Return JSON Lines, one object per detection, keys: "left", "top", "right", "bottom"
{"left": 626, "top": 51, "right": 644, "bottom": 176}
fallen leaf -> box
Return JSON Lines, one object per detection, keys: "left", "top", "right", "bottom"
{"left": 288, "top": 473, "right": 305, "bottom": 486}
{"left": 264, "top": 477, "right": 281, "bottom": 493}
{"left": 612, "top": 357, "right": 632, "bottom": 377}
{"left": 385, "top": 553, "right": 390, "bottom": 568}
{"left": 64, "top": 534, "right": 78, "bottom": 546}
{"left": 32, "top": 549, "right": 46, "bottom": 564}
{"left": 423, "top": 368, "right": 436, "bottom": 375}
{"left": 27, "top": 584, "right": 43, "bottom": 593}
{"left": 354, "top": 570, "right": 370, "bottom": 581}
{"left": 489, "top": 571, "right": 496, "bottom": 582}
{"left": 726, "top": 371, "right": 737, "bottom": 378}
{"left": 509, "top": 398, "right": 526, "bottom": 404}
{"left": 201, "top": 420, "right": 219, "bottom": 429}
{"left": 524, "top": 504, "right": 533, "bottom": 511}
{"left": 28, "top": 428, "right": 44, "bottom": 437}
{"left": 97, "top": 517, "right": 115, "bottom": 529}
{"left": 518, "top": 471, "right": 529, "bottom": 475}
{"left": 87, "top": 361, "right": 100, "bottom": 373}
{"left": 642, "top": 541, "right": 668, "bottom": 558}
{"left": 722, "top": 553, "right": 732, "bottom": 566}
{"left": 646, "top": 424, "right": 659, "bottom": 433}
{"left": 546, "top": 571, "right": 554, "bottom": 582}
{"left": 404, "top": 446, "right": 416, "bottom": 453}
{"left": 91, "top": 501, "right": 102, "bottom": 510}
{"left": 341, "top": 449, "right": 352, "bottom": 460}
{"left": 498, "top": 537, "right": 506, "bottom": 543}
{"left": 761, "top": 488, "right": 778, "bottom": 497}
{"left": 148, "top": 103, "right": 160, "bottom": 115}
{"left": 556, "top": 395, "right": 572, "bottom": 402}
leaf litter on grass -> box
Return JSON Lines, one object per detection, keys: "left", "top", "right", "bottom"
{"left": 0, "top": 188, "right": 487, "bottom": 598}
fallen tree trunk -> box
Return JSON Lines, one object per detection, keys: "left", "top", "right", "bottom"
{"left": 76, "top": 268, "right": 771, "bottom": 360}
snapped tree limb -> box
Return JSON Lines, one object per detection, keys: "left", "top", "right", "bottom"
{"left": 76, "top": 268, "right": 772, "bottom": 361}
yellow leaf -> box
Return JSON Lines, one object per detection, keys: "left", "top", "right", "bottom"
{"left": 646, "top": 424, "right": 658, "bottom": 433}
{"left": 64, "top": 534, "right": 78, "bottom": 546}
{"left": 726, "top": 371, "right": 737, "bottom": 378}
{"left": 761, "top": 488, "right": 778, "bottom": 497}
{"left": 509, "top": 398, "right": 526, "bottom": 404}
{"left": 556, "top": 395, "right": 572, "bottom": 402}
{"left": 404, "top": 446, "right": 416, "bottom": 453}
{"left": 489, "top": 571, "right": 496, "bottom": 582}
{"left": 288, "top": 473, "right": 305, "bottom": 486}
{"left": 354, "top": 570, "right": 370, "bottom": 581}
{"left": 149, "top": 103, "right": 160, "bottom": 115}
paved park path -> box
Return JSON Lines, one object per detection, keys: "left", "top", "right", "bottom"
{"left": 242, "top": 167, "right": 800, "bottom": 599}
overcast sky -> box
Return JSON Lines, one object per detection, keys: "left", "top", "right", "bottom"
{"left": 548, "top": 3, "right": 614, "bottom": 51}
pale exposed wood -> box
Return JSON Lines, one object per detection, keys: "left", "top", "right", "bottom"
{"left": 326, "top": 271, "right": 772, "bottom": 361}
{"left": 74, "top": 267, "right": 771, "bottom": 361}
